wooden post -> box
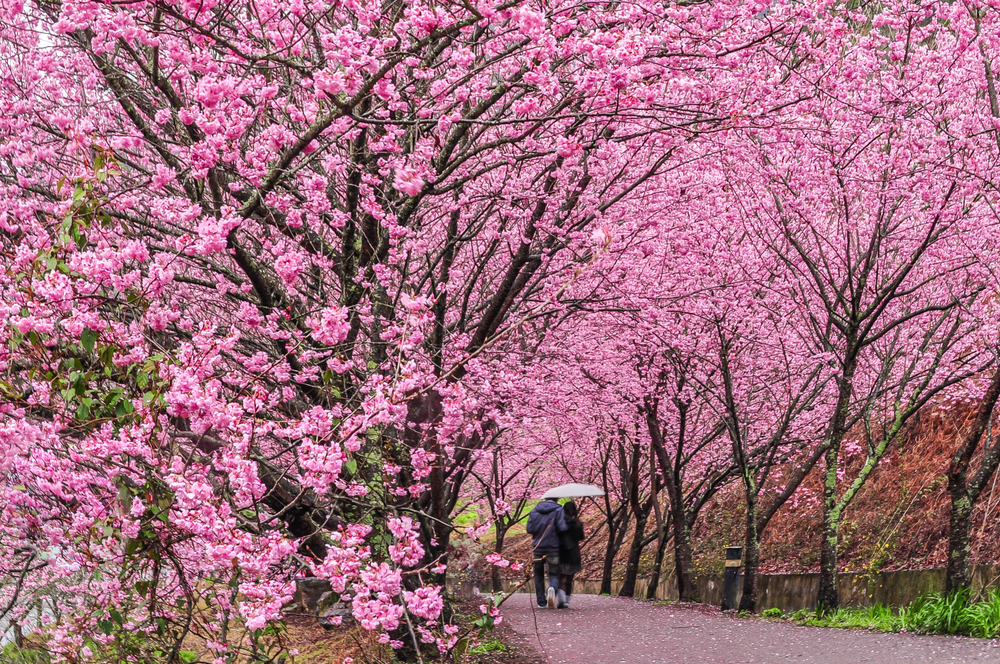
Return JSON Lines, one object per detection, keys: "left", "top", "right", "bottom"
{"left": 721, "top": 546, "right": 743, "bottom": 611}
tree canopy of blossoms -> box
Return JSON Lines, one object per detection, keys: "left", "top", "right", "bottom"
{"left": 0, "top": 0, "right": 819, "bottom": 659}
{"left": 4, "top": 0, "right": 1000, "bottom": 659}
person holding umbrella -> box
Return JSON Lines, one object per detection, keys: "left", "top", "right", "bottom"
{"left": 557, "top": 500, "right": 585, "bottom": 609}
{"left": 528, "top": 483, "right": 603, "bottom": 609}
{"left": 526, "top": 497, "right": 567, "bottom": 608}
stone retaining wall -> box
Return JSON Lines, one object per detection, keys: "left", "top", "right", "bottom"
{"left": 294, "top": 565, "right": 1000, "bottom": 619}
{"left": 493, "top": 565, "right": 1000, "bottom": 612}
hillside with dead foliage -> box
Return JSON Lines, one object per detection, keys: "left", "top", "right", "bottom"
{"left": 492, "top": 402, "right": 1000, "bottom": 591}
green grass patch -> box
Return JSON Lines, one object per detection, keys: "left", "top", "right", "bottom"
{"left": 798, "top": 603, "right": 899, "bottom": 631}
{"left": 1, "top": 644, "right": 51, "bottom": 664}
{"left": 794, "top": 590, "right": 1000, "bottom": 638}
{"left": 469, "top": 639, "right": 508, "bottom": 654}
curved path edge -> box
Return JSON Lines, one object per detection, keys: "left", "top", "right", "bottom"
{"left": 500, "top": 594, "right": 1000, "bottom": 663}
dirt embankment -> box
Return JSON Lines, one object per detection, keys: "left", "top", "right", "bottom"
{"left": 497, "top": 402, "right": 1000, "bottom": 585}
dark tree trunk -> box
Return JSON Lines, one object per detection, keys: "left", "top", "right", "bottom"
{"left": 946, "top": 492, "right": 974, "bottom": 593}
{"left": 599, "top": 519, "right": 628, "bottom": 595}
{"left": 817, "top": 446, "right": 841, "bottom": 612}
{"left": 618, "top": 512, "right": 649, "bottom": 598}
{"left": 646, "top": 516, "right": 672, "bottom": 600}
{"left": 946, "top": 364, "right": 1000, "bottom": 593}
{"left": 737, "top": 497, "right": 760, "bottom": 613}
{"left": 645, "top": 398, "right": 699, "bottom": 602}
{"left": 408, "top": 391, "right": 449, "bottom": 592}
{"left": 491, "top": 528, "right": 506, "bottom": 593}
{"left": 671, "top": 507, "right": 697, "bottom": 602}
{"left": 815, "top": 349, "right": 859, "bottom": 614}
{"left": 599, "top": 534, "right": 616, "bottom": 595}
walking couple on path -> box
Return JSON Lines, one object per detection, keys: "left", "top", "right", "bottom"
{"left": 526, "top": 498, "right": 585, "bottom": 609}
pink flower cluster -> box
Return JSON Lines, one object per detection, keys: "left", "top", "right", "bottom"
{"left": 388, "top": 516, "right": 425, "bottom": 567}
{"left": 404, "top": 586, "right": 443, "bottom": 621}
{"left": 310, "top": 306, "right": 351, "bottom": 346}
{"left": 352, "top": 563, "right": 405, "bottom": 631}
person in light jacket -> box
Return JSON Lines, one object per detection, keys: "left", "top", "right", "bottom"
{"left": 526, "top": 498, "right": 568, "bottom": 608}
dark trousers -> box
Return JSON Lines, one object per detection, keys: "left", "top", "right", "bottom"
{"left": 532, "top": 552, "right": 560, "bottom": 606}
{"left": 561, "top": 574, "right": 575, "bottom": 596}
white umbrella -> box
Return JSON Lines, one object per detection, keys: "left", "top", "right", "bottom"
{"left": 540, "top": 483, "right": 606, "bottom": 499}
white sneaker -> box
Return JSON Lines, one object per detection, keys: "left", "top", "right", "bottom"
{"left": 546, "top": 586, "right": 556, "bottom": 609}
{"left": 557, "top": 589, "right": 567, "bottom": 609}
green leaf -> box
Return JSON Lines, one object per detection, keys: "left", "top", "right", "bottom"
{"left": 117, "top": 482, "right": 133, "bottom": 513}
{"left": 98, "top": 619, "right": 114, "bottom": 636}
{"left": 81, "top": 328, "right": 97, "bottom": 353}
{"left": 453, "top": 636, "right": 469, "bottom": 661}
{"left": 261, "top": 622, "right": 286, "bottom": 636}
{"left": 344, "top": 459, "right": 357, "bottom": 476}
{"left": 179, "top": 651, "right": 198, "bottom": 664}
{"left": 109, "top": 608, "right": 123, "bottom": 625}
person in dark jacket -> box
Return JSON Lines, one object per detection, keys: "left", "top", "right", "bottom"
{"left": 557, "top": 500, "right": 585, "bottom": 609}
{"left": 526, "top": 498, "right": 568, "bottom": 608}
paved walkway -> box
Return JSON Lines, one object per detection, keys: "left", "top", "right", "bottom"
{"left": 501, "top": 594, "right": 1000, "bottom": 663}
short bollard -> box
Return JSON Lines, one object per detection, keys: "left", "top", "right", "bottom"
{"left": 721, "top": 546, "right": 742, "bottom": 611}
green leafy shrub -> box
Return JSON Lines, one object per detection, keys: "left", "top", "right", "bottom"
{"left": 762, "top": 608, "right": 783, "bottom": 618}
{"left": 469, "top": 639, "right": 508, "bottom": 654}
{"left": 900, "top": 590, "right": 1000, "bottom": 638}
{"left": 792, "top": 591, "right": 1000, "bottom": 638}
{"left": 0, "top": 644, "right": 51, "bottom": 664}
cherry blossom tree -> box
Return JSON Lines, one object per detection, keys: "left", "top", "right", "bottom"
{"left": 11, "top": 1, "right": 1000, "bottom": 657}
{"left": 729, "top": 104, "right": 995, "bottom": 612}
{"left": 467, "top": 435, "right": 544, "bottom": 592}
{"left": 0, "top": 0, "right": 823, "bottom": 657}
{"left": 939, "top": 1, "right": 1000, "bottom": 596}
{"left": 702, "top": 312, "right": 830, "bottom": 612}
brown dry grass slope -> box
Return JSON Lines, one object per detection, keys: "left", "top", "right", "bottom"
{"left": 498, "top": 402, "right": 1000, "bottom": 587}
